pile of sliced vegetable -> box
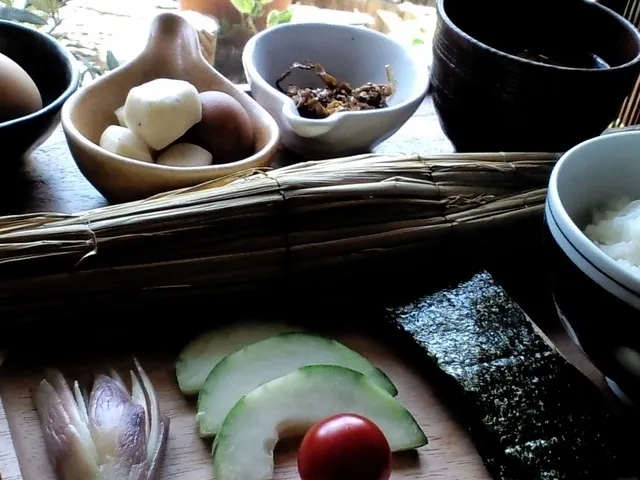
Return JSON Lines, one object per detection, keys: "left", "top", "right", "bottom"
{"left": 175, "top": 322, "right": 428, "bottom": 480}
{"left": 32, "top": 359, "right": 169, "bottom": 480}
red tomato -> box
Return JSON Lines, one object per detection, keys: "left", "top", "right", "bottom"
{"left": 297, "top": 413, "right": 392, "bottom": 480}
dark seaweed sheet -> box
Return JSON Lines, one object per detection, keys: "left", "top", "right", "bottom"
{"left": 386, "top": 271, "right": 633, "bottom": 480}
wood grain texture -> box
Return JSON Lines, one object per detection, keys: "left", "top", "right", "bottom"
{"left": 0, "top": 395, "right": 21, "bottom": 480}
{"left": 0, "top": 331, "right": 489, "bottom": 479}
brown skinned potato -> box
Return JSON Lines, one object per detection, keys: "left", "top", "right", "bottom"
{"left": 0, "top": 53, "right": 42, "bottom": 123}
{"left": 187, "top": 91, "right": 255, "bottom": 164}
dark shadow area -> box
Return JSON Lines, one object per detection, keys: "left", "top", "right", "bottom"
{"left": 0, "top": 215, "right": 553, "bottom": 355}
{"left": 0, "top": 163, "right": 37, "bottom": 215}
{"left": 391, "top": 450, "right": 421, "bottom": 471}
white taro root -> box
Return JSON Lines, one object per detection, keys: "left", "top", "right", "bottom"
{"left": 157, "top": 143, "right": 213, "bottom": 167}
{"left": 99, "top": 125, "right": 153, "bottom": 162}
{"left": 123, "top": 78, "right": 202, "bottom": 150}
{"left": 114, "top": 106, "right": 127, "bottom": 127}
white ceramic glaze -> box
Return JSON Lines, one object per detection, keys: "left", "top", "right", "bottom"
{"left": 546, "top": 131, "right": 640, "bottom": 306}
{"left": 242, "top": 22, "right": 430, "bottom": 159}
{"left": 546, "top": 130, "right": 640, "bottom": 405}
{"left": 546, "top": 201, "right": 640, "bottom": 309}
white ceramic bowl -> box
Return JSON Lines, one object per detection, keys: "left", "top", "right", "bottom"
{"left": 243, "top": 22, "right": 429, "bottom": 159}
{"left": 544, "top": 131, "right": 640, "bottom": 404}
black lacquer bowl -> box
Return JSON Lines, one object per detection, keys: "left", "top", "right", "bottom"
{"left": 544, "top": 131, "right": 640, "bottom": 405}
{"left": 0, "top": 20, "right": 79, "bottom": 164}
{"left": 431, "top": 0, "right": 640, "bottom": 153}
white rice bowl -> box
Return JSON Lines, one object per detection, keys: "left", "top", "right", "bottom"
{"left": 584, "top": 198, "right": 640, "bottom": 277}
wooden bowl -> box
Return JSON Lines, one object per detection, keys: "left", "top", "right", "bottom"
{"left": 431, "top": 0, "right": 640, "bottom": 153}
{"left": 0, "top": 20, "right": 79, "bottom": 164}
{"left": 61, "top": 12, "right": 280, "bottom": 203}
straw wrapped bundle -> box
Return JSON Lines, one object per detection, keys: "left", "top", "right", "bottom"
{"left": 0, "top": 152, "right": 558, "bottom": 316}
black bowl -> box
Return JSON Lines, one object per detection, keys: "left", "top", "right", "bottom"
{"left": 431, "top": 0, "right": 640, "bottom": 153}
{"left": 0, "top": 20, "right": 79, "bottom": 163}
{"left": 544, "top": 131, "right": 640, "bottom": 405}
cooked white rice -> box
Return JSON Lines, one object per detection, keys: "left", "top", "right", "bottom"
{"left": 584, "top": 198, "right": 640, "bottom": 277}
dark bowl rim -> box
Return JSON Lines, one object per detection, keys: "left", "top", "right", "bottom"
{"left": 0, "top": 20, "right": 80, "bottom": 129}
{"left": 436, "top": 0, "right": 640, "bottom": 73}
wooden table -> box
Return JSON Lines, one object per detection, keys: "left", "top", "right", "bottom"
{"left": 0, "top": 95, "right": 634, "bottom": 480}
{"left": 0, "top": 96, "right": 581, "bottom": 365}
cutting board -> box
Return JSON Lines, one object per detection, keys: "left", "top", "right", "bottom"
{"left": 0, "top": 329, "right": 491, "bottom": 480}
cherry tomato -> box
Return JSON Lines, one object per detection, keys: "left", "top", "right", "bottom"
{"left": 297, "top": 413, "right": 392, "bottom": 480}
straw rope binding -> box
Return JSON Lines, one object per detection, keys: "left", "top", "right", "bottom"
{"left": 0, "top": 152, "right": 559, "bottom": 315}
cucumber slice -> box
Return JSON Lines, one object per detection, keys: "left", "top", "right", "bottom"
{"left": 197, "top": 332, "right": 398, "bottom": 437}
{"left": 212, "top": 365, "right": 427, "bottom": 480}
{"left": 175, "top": 322, "right": 300, "bottom": 395}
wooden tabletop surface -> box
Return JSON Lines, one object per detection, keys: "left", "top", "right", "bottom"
{"left": 0, "top": 95, "right": 603, "bottom": 380}
{"left": 1, "top": 92, "right": 638, "bottom": 478}
{"left": 2, "top": 95, "right": 611, "bottom": 382}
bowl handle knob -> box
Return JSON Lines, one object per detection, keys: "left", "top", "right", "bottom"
{"left": 141, "top": 12, "right": 205, "bottom": 71}
{"left": 280, "top": 101, "right": 336, "bottom": 139}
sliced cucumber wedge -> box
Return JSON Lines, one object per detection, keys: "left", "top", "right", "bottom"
{"left": 212, "top": 365, "right": 427, "bottom": 480}
{"left": 175, "top": 322, "right": 300, "bottom": 395}
{"left": 197, "top": 332, "right": 397, "bottom": 437}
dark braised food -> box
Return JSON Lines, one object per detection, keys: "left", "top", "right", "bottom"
{"left": 386, "top": 271, "right": 634, "bottom": 480}
{"left": 275, "top": 62, "right": 394, "bottom": 119}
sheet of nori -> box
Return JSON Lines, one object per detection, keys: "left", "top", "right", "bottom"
{"left": 386, "top": 271, "right": 633, "bottom": 480}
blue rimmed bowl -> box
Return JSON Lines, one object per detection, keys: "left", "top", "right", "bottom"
{"left": 544, "top": 130, "right": 640, "bottom": 405}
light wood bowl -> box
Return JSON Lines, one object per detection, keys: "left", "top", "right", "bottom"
{"left": 61, "top": 12, "right": 280, "bottom": 203}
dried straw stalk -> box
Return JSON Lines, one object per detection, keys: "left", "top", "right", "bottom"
{"left": 0, "top": 152, "right": 558, "bottom": 314}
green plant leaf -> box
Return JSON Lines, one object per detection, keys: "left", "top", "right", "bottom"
{"left": 259, "top": 0, "right": 273, "bottom": 5}
{"left": 28, "top": 0, "right": 58, "bottom": 13}
{"left": 230, "top": 0, "right": 255, "bottom": 15}
{"left": 217, "top": 17, "right": 232, "bottom": 37}
{"left": 266, "top": 8, "right": 292, "bottom": 27}
{"left": 251, "top": 1, "right": 264, "bottom": 17}
{"left": 105, "top": 50, "right": 120, "bottom": 70}
{"left": 0, "top": 6, "right": 46, "bottom": 23}
{"left": 412, "top": 38, "right": 425, "bottom": 45}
